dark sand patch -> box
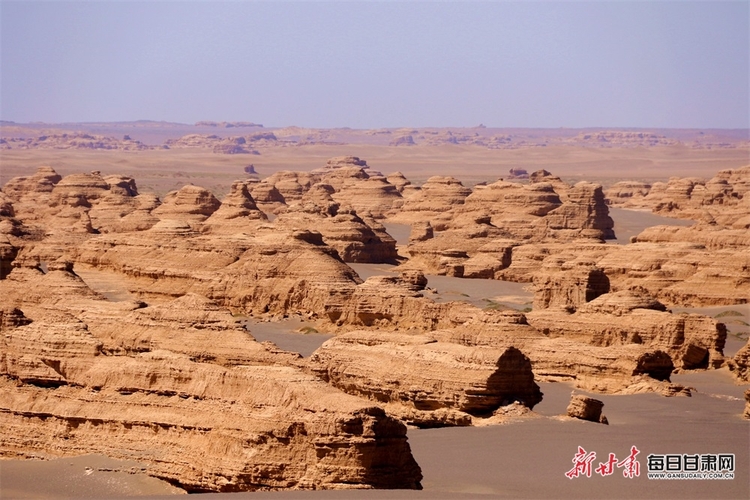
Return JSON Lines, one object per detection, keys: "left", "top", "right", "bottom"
{"left": 607, "top": 207, "right": 694, "bottom": 245}
{"left": 0, "top": 454, "right": 185, "bottom": 498}
{"left": 244, "top": 318, "right": 333, "bottom": 357}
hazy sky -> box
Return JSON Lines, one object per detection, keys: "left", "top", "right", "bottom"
{"left": 1, "top": 1, "right": 748, "bottom": 128}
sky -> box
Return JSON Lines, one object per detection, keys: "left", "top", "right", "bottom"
{"left": 1, "top": 1, "right": 748, "bottom": 129}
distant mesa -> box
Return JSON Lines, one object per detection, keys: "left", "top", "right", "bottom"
{"left": 244, "top": 164, "right": 258, "bottom": 175}
{"left": 195, "top": 121, "right": 263, "bottom": 128}
{"left": 507, "top": 168, "right": 529, "bottom": 179}
{"left": 390, "top": 135, "right": 416, "bottom": 146}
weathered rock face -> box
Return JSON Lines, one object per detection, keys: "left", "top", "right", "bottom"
{"left": 532, "top": 265, "right": 610, "bottom": 311}
{"left": 203, "top": 181, "right": 267, "bottom": 233}
{"left": 605, "top": 181, "right": 652, "bottom": 205}
{"left": 729, "top": 341, "right": 750, "bottom": 383}
{"left": 744, "top": 389, "right": 750, "bottom": 420}
{"left": 606, "top": 165, "right": 750, "bottom": 226}
{"left": 462, "top": 180, "right": 562, "bottom": 220}
{"left": 1, "top": 133, "right": 152, "bottom": 151}
{"left": 0, "top": 266, "right": 423, "bottom": 492}
{"left": 399, "top": 218, "right": 511, "bottom": 278}
{"left": 308, "top": 332, "right": 542, "bottom": 425}
{"left": 0, "top": 307, "right": 32, "bottom": 331}
{"left": 527, "top": 289, "right": 726, "bottom": 370}
{"left": 152, "top": 185, "right": 221, "bottom": 223}
{"left": 0, "top": 362, "right": 422, "bottom": 492}
{"left": 328, "top": 176, "right": 403, "bottom": 220}
{"left": 164, "top": 134, "right": 260, "bottom": 154}
{"left": 71, "top": 221, "right": 366, "bottom": 321}
{"left": 259, "top": 171, "right": 319, "bottom": 205}
{"left": 3, "top": 168, "right": 148, "bottom": 236}
{"left": 543, "top": 182, "right": 615, "bottom": 239}
{"left": 633, "top": 224, "right": 750, "bottom": 250}
{"left": 0, "top": 236, "right": 18, "bottom": 279}
{"left": 314, "top": 156, "right": 370, "bottom": 173}
{"left": 274, "top": 206, "right": 398, "bottom": 264}
{"left": 431, "top": 316, "right": 678, "bottom": 395}
{"left": 2, "top": 166, "right": 62, "bottom": 203}
{"left": 595, "top": 242, "right": 750, "bottom": 306}
{"left": 386, "top": 172, "right": 414, "bottom": 194}
{"left": 389, "top": 176, "right": 472, "bottom": 224}
{"left": 399, "top": 173, "right": 616, "bottom": 279}
{"left": 566, "top": 395, "right": 608, "bottom": 424}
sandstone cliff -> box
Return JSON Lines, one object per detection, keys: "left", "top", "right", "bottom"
{"left": 308, "top": 332, "right": 542, "bottom": 427}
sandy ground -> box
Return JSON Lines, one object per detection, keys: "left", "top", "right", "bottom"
{"left": 0, "top": 454, "right": 185, "bottom": 498}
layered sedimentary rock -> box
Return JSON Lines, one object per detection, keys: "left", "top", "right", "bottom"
{"left": 632, "top": 224, "right": 750, "bottom": 250}
{"left": 308, "top": 332, "right": 542, "bottom": 426}
{"left": 432, "top": 321, "right": 678, "bottom": 395}
{"left": 529, "top": 266, "right": 728, "bottom": 372}
{"left": 1, "top": 133, "right": 152, "bottom": 151}
{"left": 543, "top": 182, "right": 615, "bottom": 239}
{"left": 0, "top": 265, "right": 422, "bottom": 492}
{"left": 164, "top": 134, "right": 260, "bottom": 154}
{"left": 532, "top": 265, "right": 610, "bottom": 311}
{"left": 729, "top": 341, "right": 750, "bottom": 383}
{"left": 274, "top": 204, "right": 397, "bottom": 264}
{"left": 151, "top": 185, "right": 221, "bottom": 224}
{"left": 399, "top": 173, "right": 615, "bottom": 278}
{"left": 595, "top": 242, "right": 750, "bottom": 306}
{"left": 0, "top": 362, "right": 422, "bottom": 492}
{"left": 606, "top": 165, "right": 750, "bottom": 226}
{"left": 202, "top": 181, "right": 267, "bottom": 233}
{"left": 566, "top": 395, "right": 607, "bottom": 424}
{"left": 389, "top": 176, "right": 471, "bottom": 225}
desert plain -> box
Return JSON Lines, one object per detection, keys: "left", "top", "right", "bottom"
{"left": 0, "top": 122, "right": 748, "bottom": 499}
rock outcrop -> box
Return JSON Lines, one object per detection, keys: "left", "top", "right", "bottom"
{"left": 729, "top": 341, "right": 750, "bottom": 383}
{"left": 308, "top": 332, "right": 542, "bottom": 426}
{"left": 527, "top": 289, "right": 726, "bottom": 370}
{"left": 274, "top": 203, "right": 398, "bottom": 263}
{"left": 0, "top": 264, "right": 423, "bottom": 492}
{"left": 566, "top": 394, "right": 608, "bottom": 424}
{"left": 606, "top": 165, "right": 750, "bottom": 227}
{"left": 389, "top": 176, "right": 471, "bottom": 225}
{"left": 152, "top": 185, "right": 221, "bottom": 223}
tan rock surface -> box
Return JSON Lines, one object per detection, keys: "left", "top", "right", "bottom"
{"left": 566, "top": 394, "right": 607, "bottom": 424}
{"left": 527, "top": 287, "right": 726, "bottom": 370}
{"left": 0, "top": 362, "right": 422, "bottom": 492}
{"left": 308, "top": 332, "right": 542, "bottom": 425}
{"left": 606, "top": 165, "right": 750, "bottom": 227}
{"left": 0, "top": 263, "right": 423, "bottom": 492}
{"left": 389, "top": 176, "right": 471, "bottom": 225}
{"left": 274, "top": 205, "right": 398, "bottom": 264}
{"left": 151, "top": 185, "right": 221, "bottom": 224}
{"left": 728, "top": 341, "right": 750, "bottom": 383}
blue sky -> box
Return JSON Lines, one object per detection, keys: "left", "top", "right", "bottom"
{"left": 1, "top": 1, "right": 748, "bottom": 128}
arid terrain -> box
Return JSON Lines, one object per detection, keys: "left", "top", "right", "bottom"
{"left": 0, "top": 121, "right": 748, "bottom": 499}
